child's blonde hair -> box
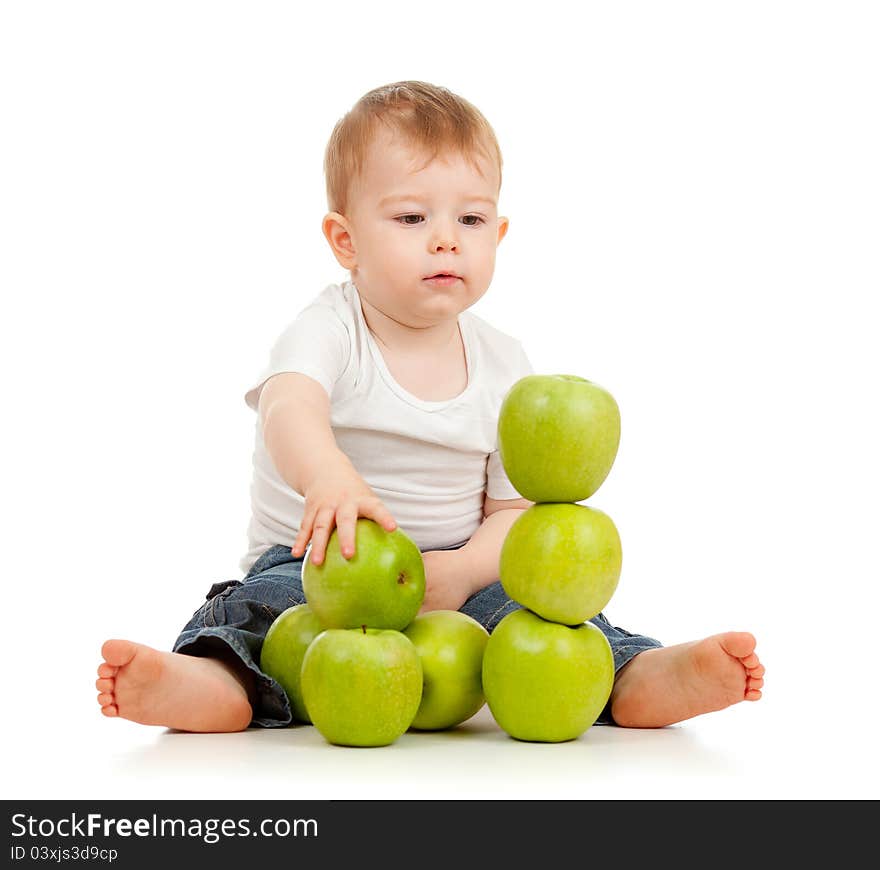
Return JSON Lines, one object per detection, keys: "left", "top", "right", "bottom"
{"left": 324, "top": 80, "right": 503, "bottom": 216}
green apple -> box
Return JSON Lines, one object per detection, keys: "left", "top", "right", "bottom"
{"left": 259, "top": 603, "right": 324, "bottom": 723}
{"left": 403, "top": 610, "right": 489, "bottom": 731}
{"left": 500, "top": 503, "right": 622, "bottom": 624}
{"left": 497, "top": 374, "right": 621, "bottom": 503}
{"left": 300, "top": 627, "right": 423, "bottom": 747}
{"left": 302, "top": 518, "right": 425, "bottom": 630}
{"left": 482, "top": 609, "right": 614, "bottom": 742}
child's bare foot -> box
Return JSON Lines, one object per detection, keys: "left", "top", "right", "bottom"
{"left": 96, "top": 639, "right": 254, "bottom": 733}
{"left": 609, "top": 632, "right": 764, "bottom": 728}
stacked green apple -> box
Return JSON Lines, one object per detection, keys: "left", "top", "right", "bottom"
{"left": 259, "top": 518, "right": 490, "bottom": 747}
{"left": 484, "top": 374, "right": 623, "bottom": 742}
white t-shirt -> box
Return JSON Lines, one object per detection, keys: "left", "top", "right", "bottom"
{"left": 239, "top": 280, "right": 533, "bottom": 574}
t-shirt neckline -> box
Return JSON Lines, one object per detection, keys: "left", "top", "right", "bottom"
{"left": 347, "top": 280, "right": 476, "bottom": 412}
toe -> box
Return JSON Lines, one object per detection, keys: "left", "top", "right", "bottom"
{"left": 745, "top": 688, "right": 762, "bottom": 701}
{"left": 748, "top": 663, "right": 765, "bottom": 679}
{"left": 97, "top": 692, "right": 115, "bottom": 707}
{"left": 740, "top": 652, "right": 760, "bottom": 669}
{"left": 719, "top": 631, "right": 757, "bottom": 659}
{"left": 747, "top": 676, "right": 764, "bottom": 691}
{"left": 100, "top": 704, "right": 118, "bottom": 717}
{"left": 96, "top": 678, "right": 113, "bottom": 693}
{"left": 101, "top": 639, "right": 138, "bottom": 668}
{"left": 97, "top": 663, "right": 117, "bottom": 679}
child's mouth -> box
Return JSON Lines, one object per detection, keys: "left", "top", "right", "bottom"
{"left": 424, "top": 275, "right": 461, "bottom": 286}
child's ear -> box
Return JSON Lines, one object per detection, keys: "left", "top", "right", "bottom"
{"left": 322, "top": 212, "right": 357, "bottom": 269}
{"left": 496, "top": 216, "right": 510, "bottom": 245}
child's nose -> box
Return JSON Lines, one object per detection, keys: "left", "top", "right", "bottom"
{"left": 430, "top": 232, "right": 459, "bottom": 252}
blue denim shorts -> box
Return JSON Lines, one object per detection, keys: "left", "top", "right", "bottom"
{"left": 173, "top": 544, "right": 662, "bottom": 728}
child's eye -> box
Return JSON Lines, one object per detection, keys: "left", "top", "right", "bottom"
{"left": 394, "top": 214, "right": 486, "bottom": 226}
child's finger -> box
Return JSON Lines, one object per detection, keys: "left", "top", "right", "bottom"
{"left": 308, "top": 506, "right": 337, "bottom": 565}
{"left": 292, "top": 513, "right": 314, "bottom": 557}
{"left": 335, "top": 504, "right": 359, "bottom": 559}
{"left": 364, "top": 502, "right": 397, "bottom": 532}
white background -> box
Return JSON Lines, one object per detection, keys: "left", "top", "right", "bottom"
{"left": 2, "top": 1, "right": 878, "bottom": 801}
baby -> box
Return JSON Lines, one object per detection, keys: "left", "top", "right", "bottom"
{"left": 96, "top": 81, "right": 764, "bottom": 733}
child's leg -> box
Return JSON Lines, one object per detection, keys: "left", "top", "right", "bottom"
{"left": 458, "top": 582, "right": 764, "bottom": 727}
{"left": 458, "top": 582, "right": 661, "bottom": 723}
{"left": 97, "top": 545, "right": 305, "bottom": 732}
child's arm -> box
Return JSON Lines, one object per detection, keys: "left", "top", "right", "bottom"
{"left": 258, "top": 372, "right": 397, "bottom": 565}
{"left": 420, "top": 495, "right": 532, "bottom": 612}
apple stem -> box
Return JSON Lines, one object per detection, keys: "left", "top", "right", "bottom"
{"left": 361, "top": 625, "right": 366, "bottom": 634}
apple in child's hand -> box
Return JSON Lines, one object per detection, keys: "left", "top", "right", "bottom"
{"left": 500, "top": 503, "right": 622, "bottom": 624}
{"left": 300, "top": 627, "right": 423, "bottom": 747}
{"left": 303, "top": 518, "right": 425, "bottom": 630}
{"left": 482, "top": 609, "right": 614, "bottom": 742}
{"left": 498, "top": 374, "right": 621, "bottom": 503}
{"left": 259, "top": 603, "right": 324, "bottom": 723}
{"left": 403, "top": 610, "right": 489, "bottom": 731}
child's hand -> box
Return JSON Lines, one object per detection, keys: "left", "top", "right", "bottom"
{"left": 292, "top": 465, "right": 396, "bottom": 566}
{"left": 419, "top": 549, "right": 474, "bottom": 613}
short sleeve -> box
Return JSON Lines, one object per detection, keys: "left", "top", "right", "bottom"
{"left": 485, "top": 342, "right": 534, "bottom": 500}
{"left": 244, "top": 304, "right": 351, "bottom": 411}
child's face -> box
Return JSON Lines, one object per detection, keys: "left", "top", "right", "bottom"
{"left": 324, "top": 129, "right": 509, "bottom": 328}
